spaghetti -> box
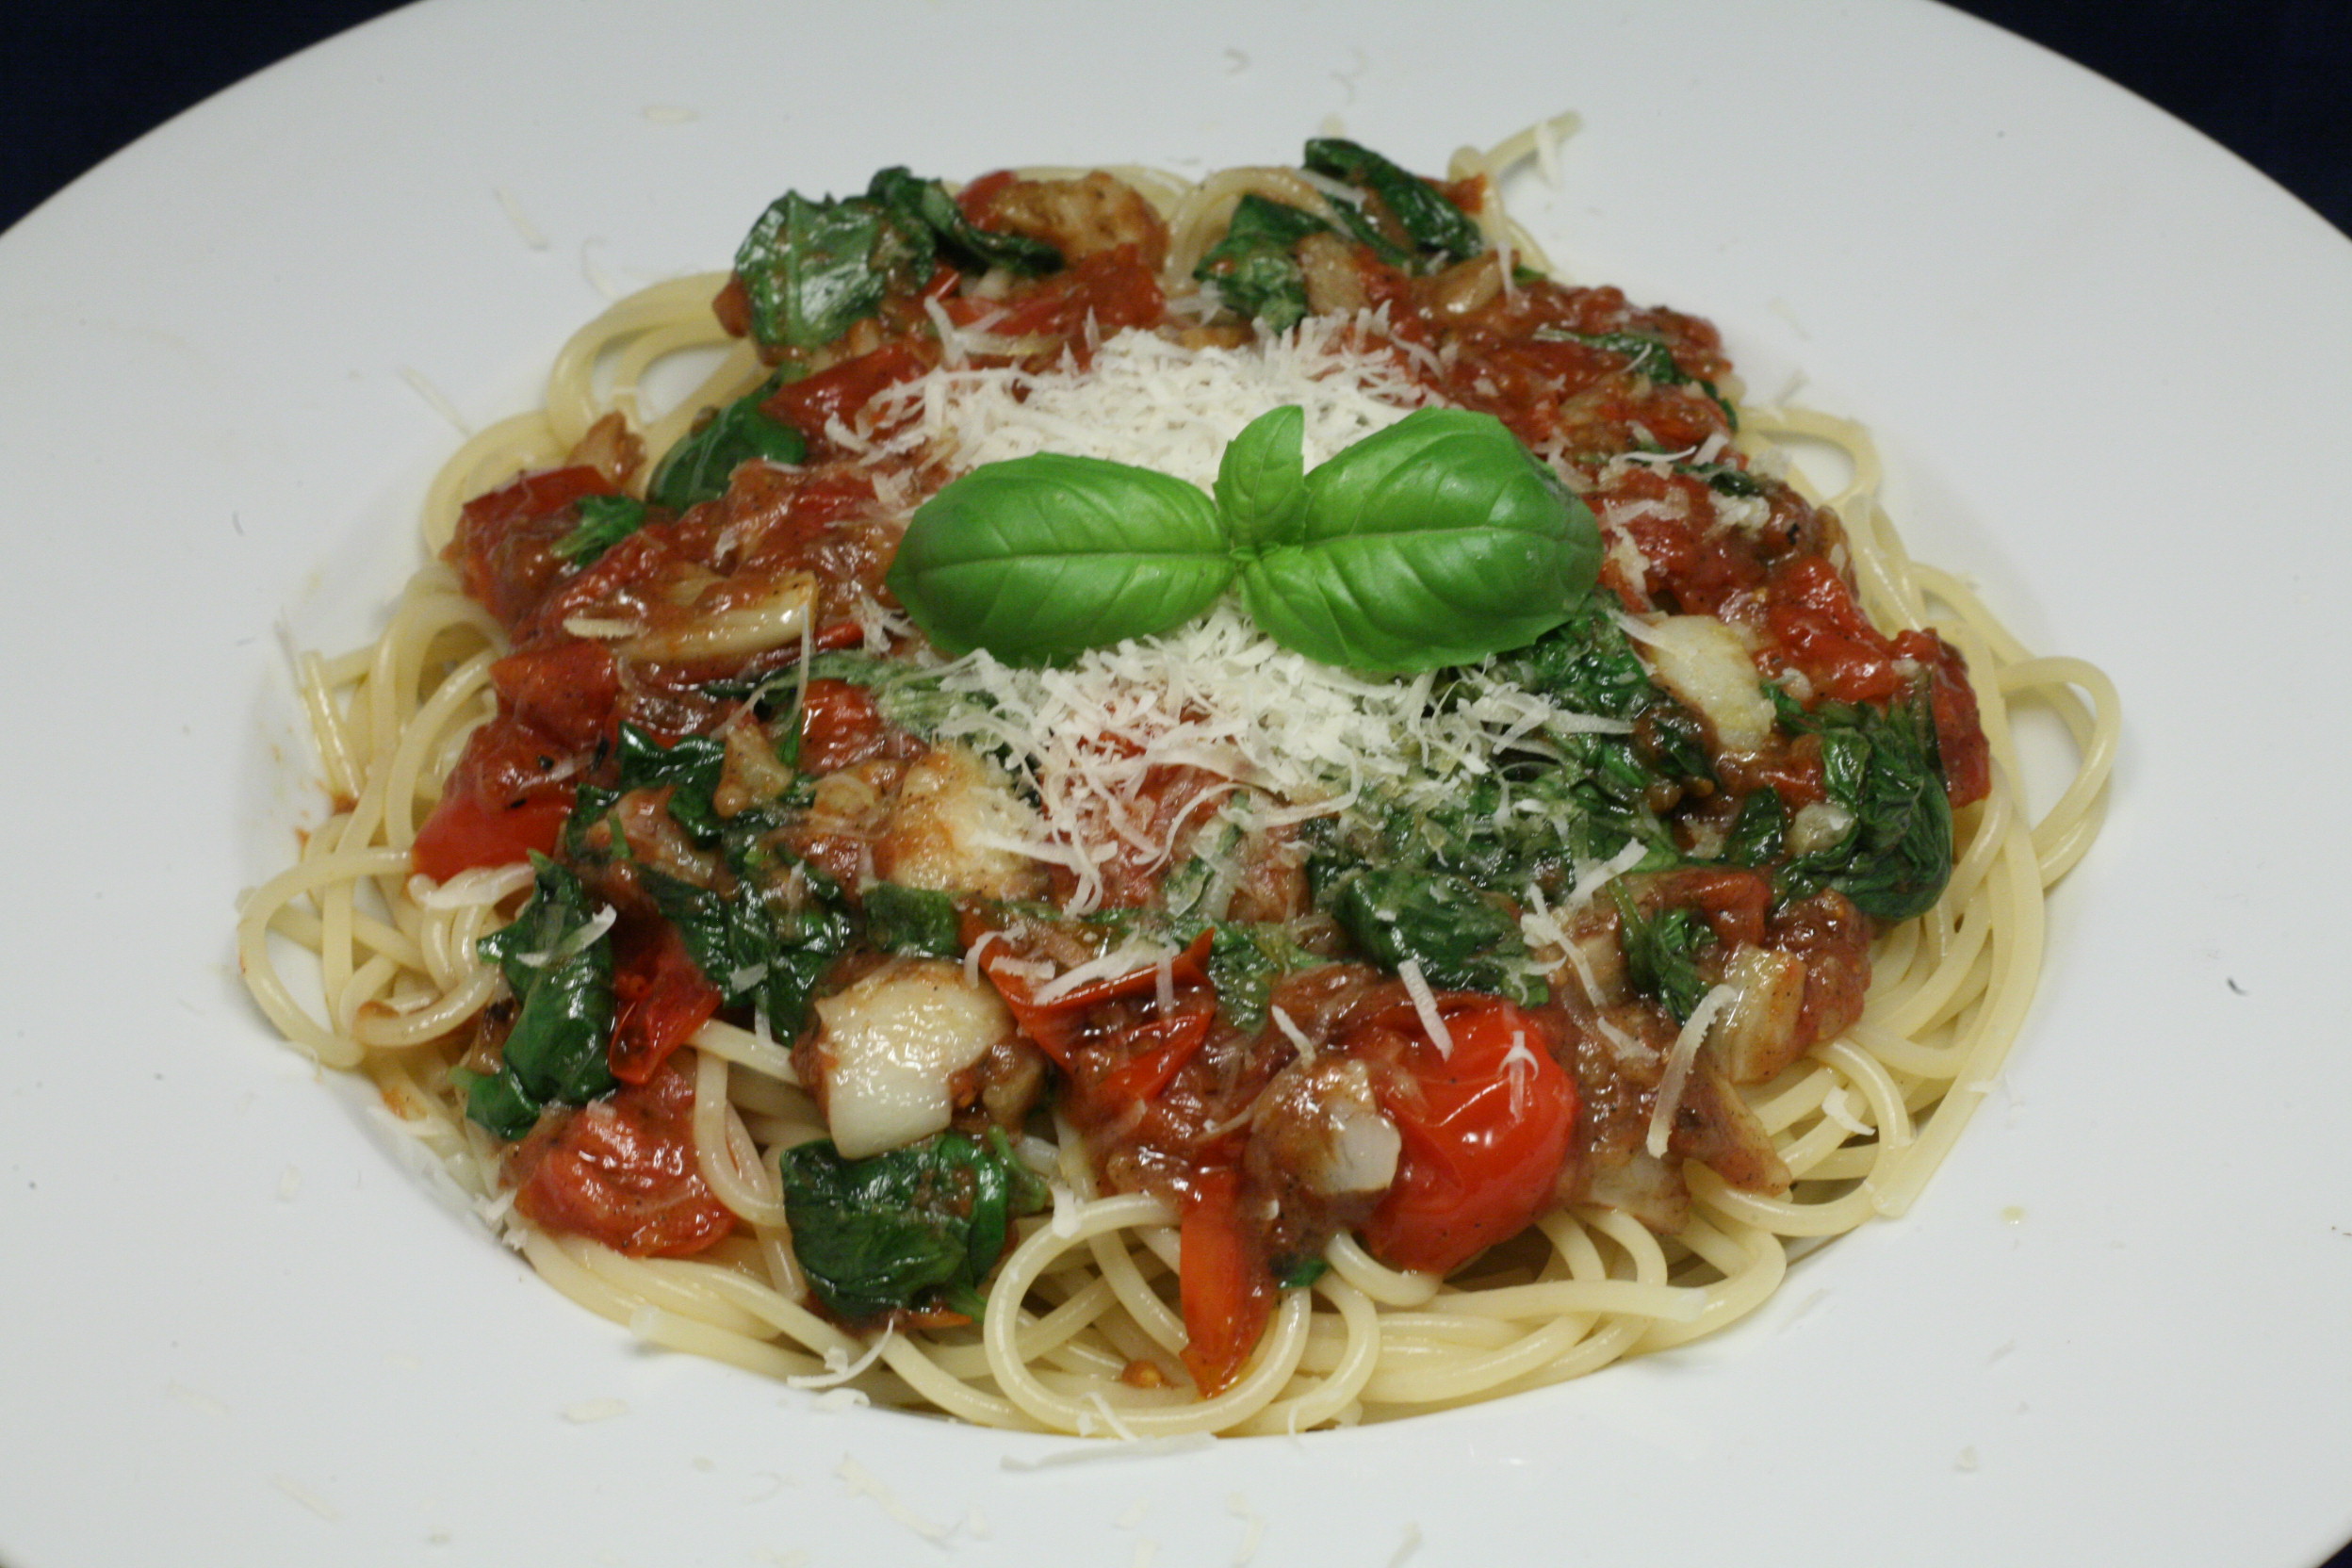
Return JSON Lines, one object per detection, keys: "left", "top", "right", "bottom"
{"left": 237, "top": 126, "right": 2115, "bottom": 1436}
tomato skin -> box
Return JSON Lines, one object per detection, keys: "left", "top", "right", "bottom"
{"left": 510, "top": 1056, "right": 733, "bottom": 1257}
{"left": 1898, "top": 628, "right": 1992, "bottom": 807}
{"left": 1763, "top": 558, "right": 1910, "bottom": 705}
{"left": 981, "top": 930, "right": 1213, "bottom": 1070}
{"left": 1177, "top": 1166, "right": 1275, "bottom": 1396}
{"left": 444, "top": 465, "right": 617, "bottom": 631}
{"left": 1356, "top": 997, "right": 1578, "bottom": 1277}
{"left": 950, "top": 247, "right": 1166, "bottom": 343}
{"left": 608, "top": 919, "right": 722, "bottom": 1086}
{"left": 410, "top": 716, "right": 572, "bottom": 880}
{"left": 797, "top": 678, "right": 890, "bottom": 774}
{"left": 489, "top": 638, "right": 619, "bottom": 754}
{"left": 760, "top": 342, "right": 934, "bottom": 452}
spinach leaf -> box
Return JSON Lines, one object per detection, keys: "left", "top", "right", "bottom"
{"left": 612, "top": 725, "right": 728, "bottom": 842}
{"left": 646, "top": 389, "right": 808, "bottom": 511}
{"left": 468, "top": 857, "right": 616, "bottom": 1135}
{"left": 1723, "top": 788, "right": 1787, "bottom": 868}
{"left": 1326, "top": 864, "right": 1547, "bottom": 1005}
{"left": 733, "top": 170, "right": 1063, "bottom": 354}
{"left": 1302, "top": 138, "right": 1485, "bottom": 265}
{"left": 885, "top": 450, "right": 1234, "bottom": 664}
{"left": 1679, "top": 461, "right": 1766, "bottom": 498}
{"left": 778, "top": 1129, "right": 1050, "bottom": 1324}
{"left": 863, "top": 882, "right": 962, "bottom": 958}
{"left": 1775, "top": 688, "right": 1953, "bottom": 922}
{"left": 1482, "top": 591, "right": 1658, "bottom": 721}
{"left": 733, "top": 190, "right": 907, "bottom": 351}
{"left": 645, "top": 850, "right": 855, "bottom": 1039}
{"left": 1239, "top": 408, "right": 1598, "bottom": 673}
{"left": 1191, "top": 194, "right": 1332, "bottom": 329}
{"left": 1274, "top": 1253, "right": 1330, "bottom": 1289}
{"left": 1466, "top": 596, "right": 1711, "bottom": 863}
{"left": 1609, "top": 881, "right": 1715, "bottom": 1022}
{"left": 866, "top": 167, "right": 1061, "bottom": 277}
{"left": 1204, "top": 923, "right": 1318, "bottom": 1034}
{"left": 552, "top": 495, "right": 649, "bottom": 567}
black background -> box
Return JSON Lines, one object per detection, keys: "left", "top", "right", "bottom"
{"left": 3, "top": 2, "right": 2344, "bottom": 1564}
{"left": 4, "top": 0, "right": 2347, "bottom": 238}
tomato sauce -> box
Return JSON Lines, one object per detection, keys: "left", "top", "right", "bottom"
{"left": 425, "top": 160, "right": 1993, "bottom": 1372}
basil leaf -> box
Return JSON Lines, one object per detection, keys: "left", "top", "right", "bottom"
{"left": 887, "top": 452, "right": 1233, "bottom": 663}
{"left": 553, "top": 495, "right": 648, "bottom": 566}
{"left": 1216, "top": 405, "right": 1310, "bottom": 548}
{"left": 647, "top": 390, "right": 808, "bottom": 511}
{"left": 1302, "top": 139, "right": 1484, "bottom": 265}
{"left": 1237, "top": 408, "right": 1598, "bottom": 672}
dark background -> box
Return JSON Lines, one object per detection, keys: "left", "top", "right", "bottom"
{"left": 2, "top": 2, "right": 2344, "bottom": 1564}
{"left": 3, "top": 0, "right": 2347, "bottom": 239}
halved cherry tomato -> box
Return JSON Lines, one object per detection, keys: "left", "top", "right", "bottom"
{"left": 1354, "top": 996, "right": 1577, "bottom": 1277}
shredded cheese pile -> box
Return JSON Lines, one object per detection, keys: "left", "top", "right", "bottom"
{"left": 852, "top": 320, "right": 1633, "bottom": 911}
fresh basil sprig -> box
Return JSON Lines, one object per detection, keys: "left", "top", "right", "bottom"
{"left": 885, "top": 406, "right": 1599, "bottom": 674}
{"left": 885, "top": 451, "right": 1234, "bottom": 662}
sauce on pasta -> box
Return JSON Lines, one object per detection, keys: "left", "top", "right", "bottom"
{"left": 238, "top": 129, "right": 2114, "bottom": 1433}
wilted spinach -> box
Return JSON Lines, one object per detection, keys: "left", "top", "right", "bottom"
{"left": 460, "top": 857, "right": 616, "bottom": 1137}
{"left": 778, "top": 1129, "right": 1050, "bottom": 1323}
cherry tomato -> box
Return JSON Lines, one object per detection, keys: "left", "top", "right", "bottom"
{"left": 1355, "top": 995, "right": 1577, "bottom": 1277}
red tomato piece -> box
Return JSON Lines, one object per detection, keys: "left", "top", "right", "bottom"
{"left": 1093, "top": 1006, "right": 1217, "bottom": 1110}
{"left": 510, "top": 1057, "right": 734, "bottom": 1257}
{"left": 488, "top": 638, "right": 620, "bottom": 754}
{"left": 443, "top": 465, "right": 616, "bottom": 630}
{"left": 981, "top": 930, "right": 1213, "bottom": 1070}
{"left": 409, "top": 715, "right": 572, "bottom": 880}
{"left": 1177, "top": 1166, "right": 1275, "bottom": 1396}
{"left": 1896, "top": 629, "right": 1992, "bottom": 807}
{"left": 1762, "top": 558, "right": 1907, "bottom": 705}
{"left": 760, "top": 342, "right": 933, "bottom": 452}
{"left": 969, "top": 247, "right": 1166, "bottom": 342}
{"left": 797, "top": 678, "right": 889, "bottom": 774}
{"left": 1356, "top": 997, "right": 1578, "bottom": 1277}
{"left": 608, "top": 918, "right": 723, "bottom": 1086}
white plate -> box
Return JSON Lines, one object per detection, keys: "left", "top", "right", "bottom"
{"left": 5, "top": 2, "right": 2347, "bottom": 1564}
